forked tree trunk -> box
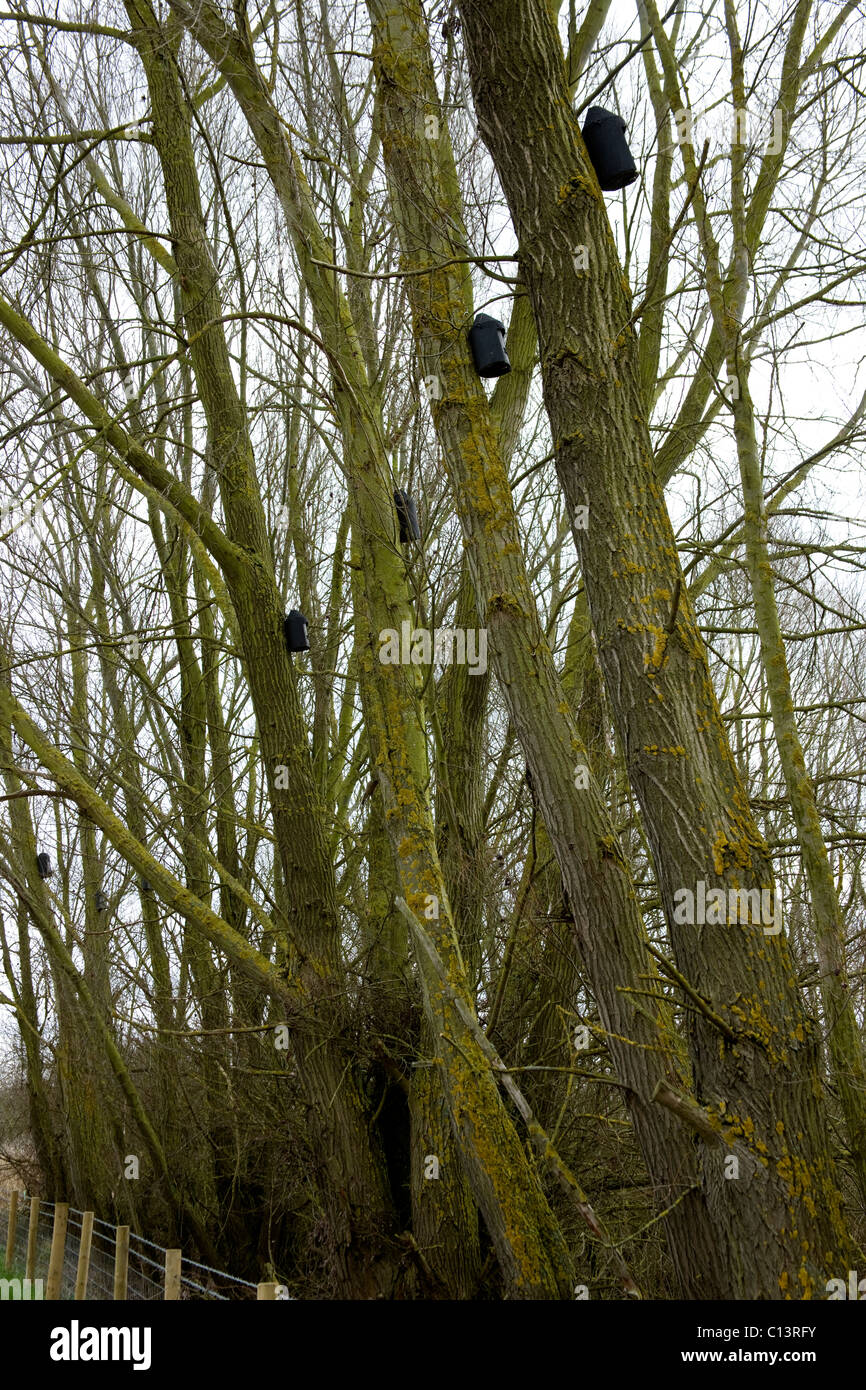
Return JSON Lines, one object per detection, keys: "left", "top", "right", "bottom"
{"left": 366, "top": 0, "right": 725, "bottom": 1297}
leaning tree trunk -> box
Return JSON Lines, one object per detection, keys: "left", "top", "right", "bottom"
{"left": 366, "top": 0, "right": 726, "bottom": 1297}
{"left": 123, "top": 0, "right": 403, "bottom": 1296}
{"left": 457, "top": 0, "right": 853, "bottom": 1295}
{"left": 154, "top": 0, "right": 587, "bottom": 1299}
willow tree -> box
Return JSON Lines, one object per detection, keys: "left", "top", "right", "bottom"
{"left": 456, "top": 0, "right": 859, "bottom": 1294}
{"left": 363, "top": 0, "right": 727, "bottom": 1299}
{"left": 0, "top": 0, "right": 863, "bottom": 1302}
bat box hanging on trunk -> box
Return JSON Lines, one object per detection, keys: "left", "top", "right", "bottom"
{"left": 284, "top": 609, "right": 310, "bottom": 654}
{"left": 95, "top": 890, "right": 109, "bottom": 913}
{"left": 468, "top": 313, "right": 511, "bottom": 379}
{"left": 581, "top": 106, "right": 638, "bottom": 192}
{"left": 36, "top": 852, "right": 52, "bottom": 880}
{"left": 139, "top": 878, "right": 153, "bottom": 895}
{"left": 394, "top": 490, "right": 421, "bottom": 544}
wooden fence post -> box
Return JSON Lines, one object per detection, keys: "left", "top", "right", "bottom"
{"left": 46, "top": 1203, "right": 69, "bottom": 1300}
{"left": 4, "top": 1190, "right": 18, "bottom": 1269}
{"left": 164, "top": 1248, "right": 181, "bottom": 1300}
{"left": 25, "top": 1195, "right": 39, "bottom": 1282}
{"left": 257, "top": 1281, "right": 277, "bottom": 1299}
{"left": 75, "top": 1211, "right": 94, "bottom": 1301}
{"left": 114, "top": 1225, "right": 129, "bottom": 1300}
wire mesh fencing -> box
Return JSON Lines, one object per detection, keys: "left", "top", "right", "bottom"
{"left": 0, "top": 1192, "right": 279, "bottom": 1300}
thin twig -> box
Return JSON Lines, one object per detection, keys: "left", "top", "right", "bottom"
{"left": 643, "top": 942, "right": 739, "bottom": 1042}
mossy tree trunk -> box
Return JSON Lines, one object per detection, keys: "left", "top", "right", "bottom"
{"left": 457, "top": 0, "right": 854, "bottom": 1295}
{"left": 167, "top": 0, "right": 584, "bottom": 1298}
{"left": 118, "top": 0, "right": 404, "bottom": 1296}
{"left": 366, "top": 0, "right": 725, "bottom": 1297}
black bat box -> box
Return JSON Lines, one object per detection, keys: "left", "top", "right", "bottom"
{"left": 468, "top": 313, "right": 511, "bottom": 378}
{"left": 394, "top": 490, "right": 421, "bottom": 544}
{"left": 581, "top": 106, "right": 638, "bottom": 192}
{"left": 284, "top": 609, "right": 310, "bottom": 653}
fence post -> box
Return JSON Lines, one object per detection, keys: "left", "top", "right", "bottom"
{"left": 4, "top": 1190, "right": 18, "bottom": 1269}
{"left": 75, "top": 1211, "right": 94, "bottom": 1301}
{"left": 164, "top": 1248, "right": 181, "bottom": 1300}
{"left": 46, "top": 1203, "right": 69, "bottom": 1299}
{"left": 114, "top": 1225, "right": 130, "bottom": 1300}
{"left": 257, "top": 1281, "right": 277, "bottom": 1299}
{"left": 25, "top": 1194, "right": 39, "bottom": 1281}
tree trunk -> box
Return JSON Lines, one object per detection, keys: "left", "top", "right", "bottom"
{"left": 457, "top": 0, "right": 854, "bottom": 1295}
{"left": 366, "top": 0, "right": 725, "bottom": 1297}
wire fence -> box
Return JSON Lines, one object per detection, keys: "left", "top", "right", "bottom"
{"left": 0, "top": 1192, "right": 281, "bottom": 1300}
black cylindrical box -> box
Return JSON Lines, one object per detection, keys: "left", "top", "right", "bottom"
{"left": 95, "top": 890, "right": 109, "bottom": 912}
{"left": 284, "top": 609, "right": 310, "bottom": 653}
{"left": 139, "top": 878, "right": 153, "bottom": 894}
{"left": 36, "top": 852, "right": 52, "bottom": 879}
{"left": 467, "top": 313, "right": 511, "bottom": 378}
{"left": 581, "top": 106, "right": 638, "bottom": 191}
{"left": 394, "top": 490, "right": 421, "bottom": 544}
